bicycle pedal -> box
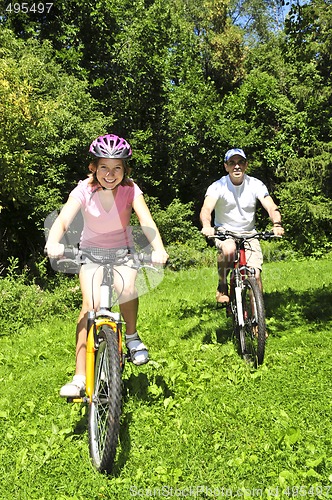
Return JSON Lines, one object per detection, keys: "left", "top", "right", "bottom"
{"left": 66, "top": 396, "right": 88, "bottom": 404}
{"left": 125, "top": 352, "right": 133, "bottom": 362}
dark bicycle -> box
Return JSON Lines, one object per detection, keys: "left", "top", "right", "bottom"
{"left": 210, "top": 229, "right": 280, "bottom": 367}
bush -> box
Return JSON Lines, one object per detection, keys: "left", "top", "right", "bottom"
{"left": 166, "top": 241, "right": 217, "bottom": 271}
{"left": 276, "top": 173, "right": 332, "bottom": 257}
{"left": 0, "top": 258, "right": 81, "bottom": 335}
{"left": 147, "top": 198, "right": 202, "bottom": 246}
{"left": 260, "top": 238, "right": 299, "bottom": 263}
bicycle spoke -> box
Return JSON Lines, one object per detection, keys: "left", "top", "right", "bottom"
{"left": 240, "top": 278, "right": 266, "bottom": 366}
{"left": 88, "top": 326, "right": 122, "bottom": 473}
{"left": 212, "top": 231, "right": 279, "bottom": 367}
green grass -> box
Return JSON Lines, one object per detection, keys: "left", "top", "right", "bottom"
{"left": 0, "top": 259, "right": 332, "bottom": 499}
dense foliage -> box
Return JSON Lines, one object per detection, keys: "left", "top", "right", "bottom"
{"left": 0, "top": 0, "right": 331, "bottom": 271}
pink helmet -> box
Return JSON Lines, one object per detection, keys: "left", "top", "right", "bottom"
{"left": 89, "top": 134, "right": 132, "bottom": 159}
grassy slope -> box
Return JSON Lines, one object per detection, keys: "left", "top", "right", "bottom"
{"left": 0, "top": 259, "right": 332, "bottom": 499}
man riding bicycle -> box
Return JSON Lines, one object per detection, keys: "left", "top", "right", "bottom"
{"left": 200, "top": 148, "right": 284, "bottom": 304}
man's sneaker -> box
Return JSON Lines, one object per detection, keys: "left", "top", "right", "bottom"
{"left": 126, "top": 333, "right": 149, "bottom": 366}
{"left": 59, "top": 375, "right": 86, "bottom": 398}
{"left": 216, "top": 282, "right": 229, "bottom": 306}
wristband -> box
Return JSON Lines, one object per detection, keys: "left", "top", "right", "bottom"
{"left": 273, "top": 222, "right": 282, "bottom": 226}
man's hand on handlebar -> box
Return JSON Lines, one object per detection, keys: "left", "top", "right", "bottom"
{"left": 201, "top": 226, "right": 215, "bottom": 238}
{"left": 272, "top": 225, "right": 284, "bottom": 237}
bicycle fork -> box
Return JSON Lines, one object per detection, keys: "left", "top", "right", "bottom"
{"left": 85, "top": 313, "right": 122, "bottom": 403}
{"left": 235, "top": 284, "right": 244, "bottom": 326}
{"left": 235, "top": 245, "right": 251, "bottom": 327}
{"left": 233, "top": 249, "right": 246, "bottom": 327}
{"left": 69, "top": 311, "right": 121, "bottom": 404}
{"left": 86, "top": 311, "right": 97, "bottom": 402}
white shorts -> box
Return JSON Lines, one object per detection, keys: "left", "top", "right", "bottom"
{"left": 218, "top": 237, "right": 263, "bottom": 270}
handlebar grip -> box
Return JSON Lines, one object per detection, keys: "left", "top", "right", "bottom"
{"left": 44, "top": 245, "right": 78, "bottom": 258}
{"left": 260, "top": 231, "right": 277, "bottom": 240}
{"left": 138, "top": 253, "right": 152, "bottom": 263}
{"left": 212, "top": 227, "right": 227, "bottom": 240}
{"left": 63, "top": 246, "right": 79, "bottom": 258}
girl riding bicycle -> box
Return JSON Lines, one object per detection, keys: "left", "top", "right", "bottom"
{"left": 45, "top": 134, "right": 168, "bottom": 398}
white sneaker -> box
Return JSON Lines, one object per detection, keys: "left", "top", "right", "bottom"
{"left": 126, "top": 334, "right": 149, "bottom": 366}
{"left": 59, "top": 375, "right": 86, "bottom": 398}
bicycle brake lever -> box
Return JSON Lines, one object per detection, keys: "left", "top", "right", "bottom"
{"left": 261, "top": 231, "right": 281, "bottom": 240}
{"left": 55, "top": 258, "right": 80, "bottom": 274}
{"left": 205, "top": 236, "right": 216, "bottom": 247}
{"left": 138, "top": 253, "right": 153, "bottom": 264}
{"left": 63, "top": 246, "right": 79, "bottom": 258}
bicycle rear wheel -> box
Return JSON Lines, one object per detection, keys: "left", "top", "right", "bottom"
{"left": 239, "top": 277, "right": 266, "bottom": 366}
{"left": 88, "top": 325, "right": 122, "bottom": 473}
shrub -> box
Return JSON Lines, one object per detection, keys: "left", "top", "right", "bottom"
{"left": 260, "top": 238, "right": 299, "bottom": 263}
{"left": 0, "top": 258, "right": 81, "bottom": 335}
{"left": 166, "top": 242, "right": 217, "bottom": 271}
{"left": 145, "top": 198, "right": 202, "bottom": 246}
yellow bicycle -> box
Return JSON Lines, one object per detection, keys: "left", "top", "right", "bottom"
{"left": 56, "top": 246, "right": 151, "bottom": 473}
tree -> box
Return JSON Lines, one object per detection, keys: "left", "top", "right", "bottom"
{"left": 1, "top": 0, "right": 331, "bottom": 258}
{"left": 276, "top": 0, "right": 332, "bottom": 253}
{"left": 0, "top": 29, "right": 108, "bottom": 269}
{"left": 1, "top": 0, "right": 246, "bottom": 205}
{"left": 229, "top": 0, "right": 287, "bottom": 41}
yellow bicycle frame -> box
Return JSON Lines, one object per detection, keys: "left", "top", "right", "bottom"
{"left": 85, "top": 318, "right": 121, "bottom": 403}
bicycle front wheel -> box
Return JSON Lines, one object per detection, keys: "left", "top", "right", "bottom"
{"left": 239, "top": 277, "right": 266, "bottom": 366}
{"left": 88, "top": 325, "right": 122, "bottom": 473}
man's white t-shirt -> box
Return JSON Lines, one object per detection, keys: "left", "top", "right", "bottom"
{"left": 205, "top": 174, "right": 269, "bottom": 232}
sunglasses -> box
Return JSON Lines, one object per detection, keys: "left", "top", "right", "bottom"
{"left": 226, "top": 159, "right": 246, "bottom": 167}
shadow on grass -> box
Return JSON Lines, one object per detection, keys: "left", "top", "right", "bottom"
{"left": 179, "top": 284, "right": 332, "bottom": 352}
{"left": 72, "top": 410, "right": 88, "bottom": 437}
{"left": 68, "top": 370, "right": 173, "bottom": 476}
{"left": 111, "top": 371, "right": 173, "bottom": 476}
{"left": 203, "top": 284, "right": 332, "bottom": 346}
{"left": 179, "top": 298, "right": 232, "bottom": 345}
{"left": 264, "top": 283, "right": 332, "bottom": 333}
{"left": 202, "top": 320, "right": 232, "bottom": 345}
{"left": 113, "top": 410, "right": 133, "bottom": 476}
{"left": 123, "top": 371, "right": 173, "bottom": 402}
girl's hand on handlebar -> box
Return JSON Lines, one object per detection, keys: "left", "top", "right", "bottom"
{"left": 151, "top": 250, "right": 169, "bottom": 265}
{"left": 45, "top": 243, "right": 65, "bottom": 259}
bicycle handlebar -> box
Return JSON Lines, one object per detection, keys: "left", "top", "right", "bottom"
{"left": 210, "top": 229, "right": 282, "bottom": 242}
{"left": 67, "top": 246, "right": 153, "bottom": 265}
{"left": 45, "top": 245, "right": 153, "bottom": 269}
